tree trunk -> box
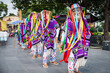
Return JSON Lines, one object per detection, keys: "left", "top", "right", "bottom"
{"left": 104, "top": 0, "right": 109, "bottom": 40}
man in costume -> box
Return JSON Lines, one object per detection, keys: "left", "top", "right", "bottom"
{"left": 17, "top": 12, "right": 43, "bottom": 58}
{"left": 26, "top": 12, "right": 43, "bottom": 59}
{"left": 60, "top": 3, "right": 91, "bottom": 73}
{"left": 18, "top": 22, "right": 28, "bottom": 50}
{"left": 29, "top": 13, "right": 43, "bottom": 59}
{"left": 40, "top": 10, "right": 60, "bottom": 68}
{"left": 17, "top": 12, "right": 33, "bottom": 50}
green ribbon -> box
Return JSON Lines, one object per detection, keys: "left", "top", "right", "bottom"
{"left": 29, "top": 17, "right": 38, "bottom": 35}
{"left": 61, "top": 16, "right": 68, "bottom": 53}
{"left": 47, "top": 30, "right": 51, "bottom": 39}
{"left": 24, "top": 13, "right": 32, "bottom": 36}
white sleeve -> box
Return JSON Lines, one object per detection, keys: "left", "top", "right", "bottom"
{"left": 56, "top": 28, "right": 60, "bottom": 38}
{"left": 61, "top": 31, "right": 69, "bottom": 44}
{"left": 61, "top": 31, "right": 65, "bottom": 44}
{"left": 67, "top": 38, "right": 69, "bottom": 43}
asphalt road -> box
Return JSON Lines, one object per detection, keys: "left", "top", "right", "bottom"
{"left": 0, "top": 37, "right": 110, "bottom": 73}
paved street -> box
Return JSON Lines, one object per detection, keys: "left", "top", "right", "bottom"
{"left": 0, "top": 37, "right": 110, "bottom": 73}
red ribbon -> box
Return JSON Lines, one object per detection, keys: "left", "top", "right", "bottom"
{"left": 43, "top": 41, "right": 44, "bottom": 52}
{"left": 44, "top": 10, "right": 47, "bottom": 25}
{"left": 70, "top": 9, "right": 76, "bottom": 35}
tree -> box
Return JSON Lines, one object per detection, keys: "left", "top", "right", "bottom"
{"left": 22, "top": 9, "right": 31, "bottom": 18}
{"left": 90, "top": 27, "right": 97, "bottom": 32}
{"left": 11, "top": 0, "right": 31, "bottom": 20}
{"left": 104, "top": 0, "right": 110, "bottom": 40}
{"left": 78, "top": 0, "right": 110, "bottom": 40}
{"left": 30, "top": 0, "right": 79, "bottom": 14}
{"left": 0, "top": 1, "right": 8, "bottom": 17}
{"left": 11, "top": 0, "right": 31, "bottom": 10}
{"left": 35, "top": 0, "right": 110, "bottom": 40}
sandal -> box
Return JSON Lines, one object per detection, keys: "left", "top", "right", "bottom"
{"left": 32, "top": 55, "right": 36, "bottom": 59}
{"left": 77, "top": 71, "right": 81, "bottom": 73}
{"left": 22, "top": 48, "right": 25, "bottom": 50}
{"left": 50, "top": 61, "right": 59, "bottom": 65}
{"left": 37, "top": 54, "right": 41, "bottom": 59}
{"left": 30, "top": 52, "right": 32, "bottom": 55}
{"left": 75, "top": 71, "right": 81, "bottom": 73}
{"left": 43, "top": 63, "right": 48, "bottom": 68}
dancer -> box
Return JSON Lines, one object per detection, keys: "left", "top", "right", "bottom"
{"left": 28, "top": 12, "right": 43, "bottom": 59}
{"left": 40, "top": 10, "right": 59, "bottom": 68}
{"left": 60, "top": 3, "right": 91, "bottom": 73}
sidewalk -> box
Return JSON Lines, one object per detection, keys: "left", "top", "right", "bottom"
{"left": 0, "top": 37, "right": 110, "bottom": 73}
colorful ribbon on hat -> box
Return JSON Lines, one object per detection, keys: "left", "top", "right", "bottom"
{"left": 40, "top": 10, "right": 51, "bottom": 40}
{"left": 41, "top": 11, "right": 45, "bottom": 27}
{"left": 45, "top": 11, "right": 51, "bottom": 28}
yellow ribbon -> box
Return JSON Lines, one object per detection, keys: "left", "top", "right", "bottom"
{"left": 38, "top": 30, "right": 44, "bottom": 40}
{"left": 45, "top": 11, "right": 51, "bottom": 28}
{"left": 68, "top": 17, "right": 83, "bottom": 50}
{"left": 29, "top": 19, "right": 40, "bottom": 42}
{"left": 33, "top": 12, "right": 36, "bottom": 34}
{"left": 60, "top": 33, "right": 74, "bottom": 52}
{"left": 83, "top": 10, "right": 85, "bottom": 18}
{"left": 67, "top": 33, "right": 74, "bottom": 48}
{"left": 62, "top": 17, "right": 84, "bottom": 52}
{"left": 35, "top": 19, "right": 41, "bottom": 32}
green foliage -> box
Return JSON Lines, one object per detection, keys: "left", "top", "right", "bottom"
{"left": 30, "top": 0, "right": 68, "bottom": 15}
{"left": 90, "top": 27, "right": 97, "bottom": 32}
{"left": 100, "top": 17, "right": 110, "bottom": 32}
{"left": 9, "top": 13, "right": 16, "bottom": 16}
{"left": 97, "top": 32, "right": 103, "bottom": 35}
{"left": 82, "top": 0, "right": 106, "bottom": 21}
{"left": 11, "top": 0, "right": 109, "bottom": 20}
{"left": 0, "top": 1, "right": 8, "bottom": 16}
{"left": 91, "top": 26, "right": 104, "bottom": 36}
{"left": 22, "top": 9, "right": 31, "bottom": 18}
{"left": 109, "top": 32, "right": 110, "bottom": 35}
{"left": 100, "top": 22, "right": 104, "bottom": 29}
{"left": 92, "top": 32, "right": 98, "bottom": 36}
{"left": 11, "top": 0, "right": 31, "bottom": 10}
{"left": 92, "top": 32, "right": 104, "bottom": 36}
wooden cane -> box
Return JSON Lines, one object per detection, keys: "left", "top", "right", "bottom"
{"left": 55, "top": 40, "right": 61, "bottom": 52}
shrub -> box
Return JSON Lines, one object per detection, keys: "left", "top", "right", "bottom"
{"left": 90, "top": 27, "right": 97, "bottom": 32}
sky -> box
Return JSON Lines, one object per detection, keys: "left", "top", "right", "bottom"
{"left": 1, "top": 0, "right": 18, "bottom": 16}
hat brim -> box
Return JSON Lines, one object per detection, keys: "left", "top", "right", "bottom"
{"left": 71, "top": 6, "right": 84, "bottom": 10}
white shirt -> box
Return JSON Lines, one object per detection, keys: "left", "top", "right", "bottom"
{"left": 55, "top": 28, "right": 60, "bottom": 38}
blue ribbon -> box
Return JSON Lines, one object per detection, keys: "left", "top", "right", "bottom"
{"left": 69, "top": 5, "right": 79, "bottom": 50}
{"left": 24, "top": 18, "right": 27, "bottom": 34}
{"left": 41, "top": 11, "right": 45, "bottom": 27}
{"left": 19, "top": 25, "right": 21, "bottom": 43}
{"left": 74, "top": 4, "right": 78, "bottom": 31}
